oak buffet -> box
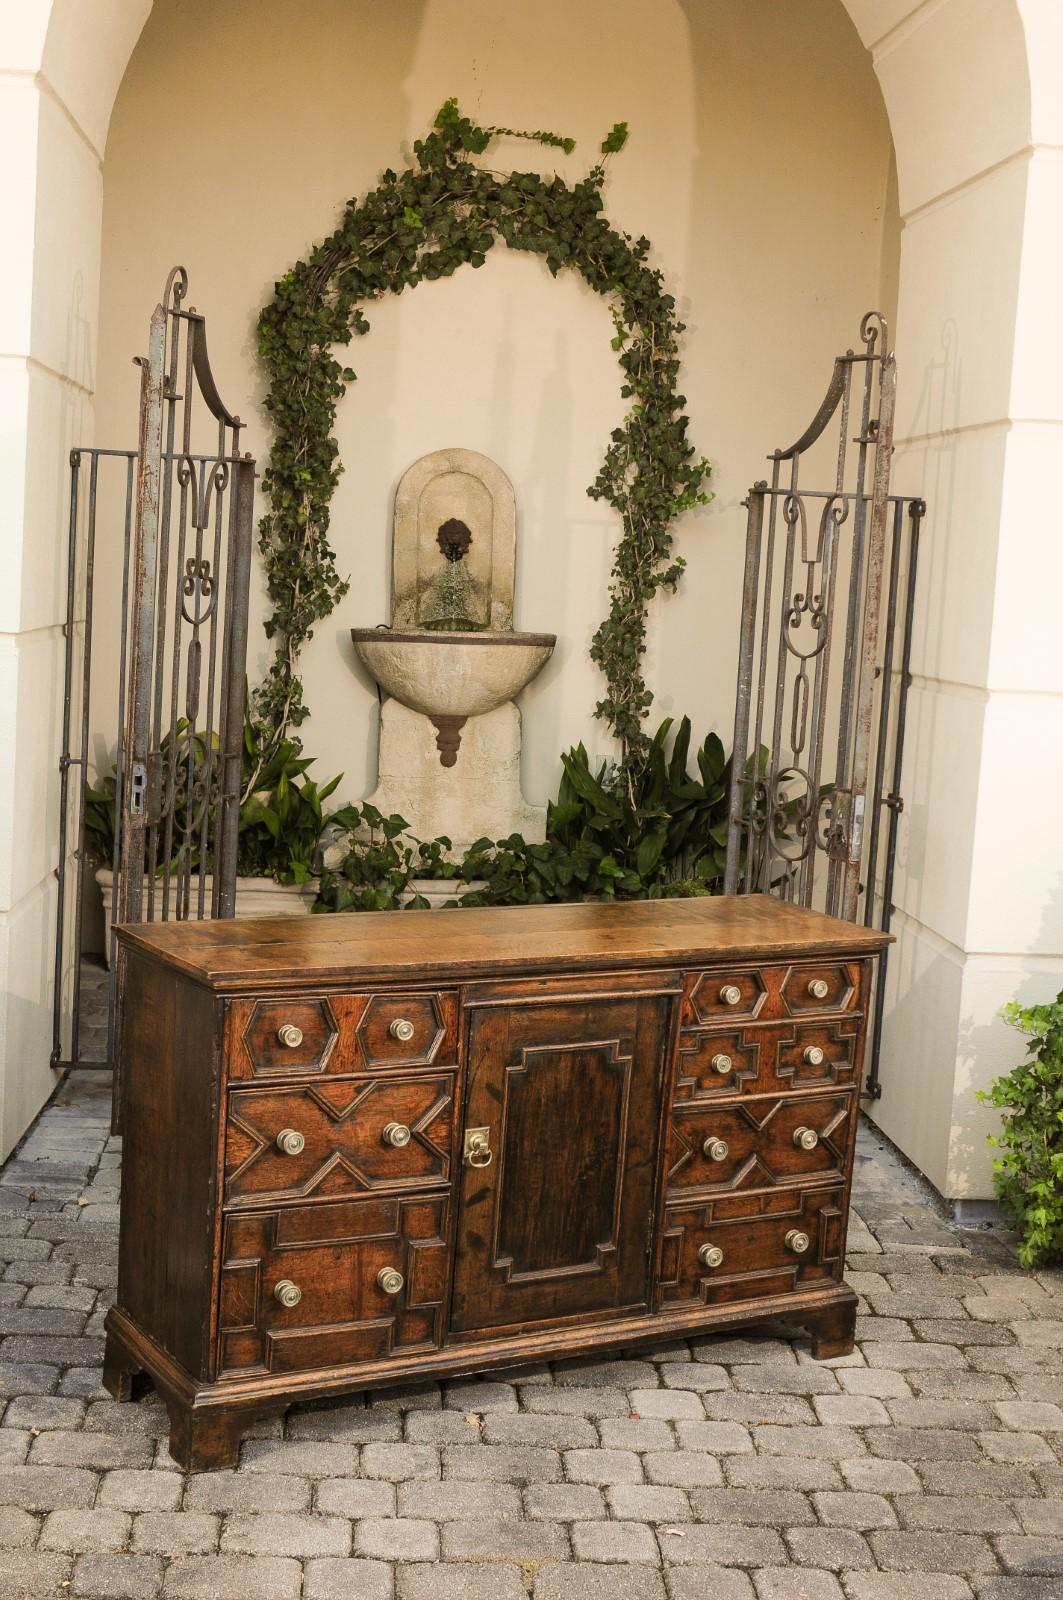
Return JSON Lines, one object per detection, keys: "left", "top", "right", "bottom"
{"left": 104, "top": 897, "right": 886, "bottom": 1470}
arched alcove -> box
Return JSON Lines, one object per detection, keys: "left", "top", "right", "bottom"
{"left": 90, "top": 0, "right": 899, "bottom": 811}
{"left": 1, "top": 0, "right": 1057, "bottom": 1210}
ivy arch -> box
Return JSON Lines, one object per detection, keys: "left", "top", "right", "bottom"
{"left": 255, "top": 100, "right": 709, "bottom": 790}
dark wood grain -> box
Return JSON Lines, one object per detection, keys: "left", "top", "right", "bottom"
{"left": 451, "top": 994, "right": 672, "bottom": 1334}
{"left": 666, "top": 1090, "right": 855, "bottom": 1194}
{"left": 108, "top": 896, "right": 879, "bottom": 1468}
{"left": 216, "top": 1195, "right": 451, "bottom": 1378}
{"left": 228, "top": 990, "right": 458, "bottom": 1081}
{"left": 224, "top": 1074, "right": 456, "bottom": 1203}
{"left": 115, "top": 896, "right": 888, "bottom": 991}
{"left": 111, "top": 951, "right": 222, "bottom": 1381}
{"left": 675, "top": 1016, "right": 863, "bottom": 1101}
{"left": 657, "top": 1185, "right": 847, "bottom": 1310}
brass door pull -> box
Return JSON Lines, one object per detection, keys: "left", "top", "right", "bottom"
{"left": 711, "top": 1053, "right": 733, "bottom": 1075}
{"left": 719, "top": 984, "right": 742, "bottom": 1006}
{"left": 803, "top": 1044, "right": 825, "bottom": 1066}
{"left": 377, "top": 1267, "right": 404, "bottom": 1295}
{"left": 463, "top": 1127, "right": 492, "bottom": 1168}
{"left": 785, "top": 1229, "right": 811, "bottom": 1254}
{"left": 273, "top": 1279, "right": 302, "bottom": 1307}
{"left": 698, "top": 1243, "right": 724, "bottom": 1269}
{"left": 275, "top": 1128, "right": 305, "bottom": 1156}
{"left": 793, "top": 1126, "right": 819, "bottom": 1151}
{"left": 807, "top": 979, "right": 830, "bottom": 1000}
{"left": 389, "top": 1018, "right": 416, "bottom": 1042}
{"left": 382, "top": 1122, "right": 411, "bottom": 1149}
{"left": 703, "top": 1137, "right": 729, "bottom": 1163}
{"left": 277, "top": 1024, "right": 304, "bottom": 1048}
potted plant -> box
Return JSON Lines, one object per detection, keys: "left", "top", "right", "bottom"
{"left": 89, "top": 719, "right": 346, "bottom": 962}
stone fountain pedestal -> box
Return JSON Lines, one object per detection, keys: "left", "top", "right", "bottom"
{"left": 365, "top": 699, "right": 545, "bottom": 853}
{"left": 351, "top": 447, "right": 555, "bottom": 856}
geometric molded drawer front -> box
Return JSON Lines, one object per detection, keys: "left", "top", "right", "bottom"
{"left": 657, "top": 1187, "right": 845, "bottom": 1310}
{"left": 241, "top": 999, "right": 339, "bottom": 1077}
{"left": 216, "top": 1195, "right": 450, "bottom": 1377}
{"left": 355, "top": 994, "right": 447, "bottom": 1070}
{"left": 666, "top": 1092, "right": 854, "bottom": 1195}
{"left": 224, "top": 1074, "right": 456, "bottom": 1205}
{"left": 685, "top": 969, "right": 767, "bottom": 1024}
{"left": 675, "top": 1020, "right": 860, "bottom": 1101}
{"left": 780, "top": 963, "right": 855, "bottom": 1017}
{"left": 682, "top": 961, "right": 865, "bottom": 1031}
{"left": 227, "top": 991, "right": 458, "bottom": 1080}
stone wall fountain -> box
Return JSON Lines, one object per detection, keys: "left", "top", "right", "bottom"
{"left": 351, "top": 449, "right": 555, "bottom": 853}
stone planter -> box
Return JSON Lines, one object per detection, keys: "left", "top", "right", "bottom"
{"left": 95, "top": 868, "right": 319, "bottom": 966}
{"left": 400, "top": 879, "right": 483, "bottom": 908}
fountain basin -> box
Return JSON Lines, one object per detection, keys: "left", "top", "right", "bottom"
{"left": 351, "top": 628, "right": 556, "bottom": 719}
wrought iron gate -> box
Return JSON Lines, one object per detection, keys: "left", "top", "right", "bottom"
{"left": 723, "top": 312, "right": 924, "bottom": 1095}
{"left": 52, "top": 269, "right": 256, "bottom": 1088}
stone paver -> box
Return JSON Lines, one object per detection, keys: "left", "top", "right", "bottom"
{"left": 0, "top": 1053, "right": 1060, "bottom": 1598}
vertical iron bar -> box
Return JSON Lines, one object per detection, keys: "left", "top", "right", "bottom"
{"left": 114, "top": 305, "right": 166, "bottom": 1130}
{"left": 865, "top": 498, "right": 923, "bottom": 1098}
{"left": 800, "top": 505, "right": 842, "bottom": 908}
{"left": 51, "top": 451, "right": 82, "bottom": 1067}
{"left": 215, "top": 457, "right": 255, "bottom": 915}
{"left": 827, "top": 349, "right": 876, "bottom": 915}
{"left": 68, "top": 455, "right": 101, "bottom": 1062}
{"left": 725, "top": 488, "right": 766, "bottom": 893}
{"left": 764, "top": 461, "right": 801, "bottom": 894}
{"left": 863, "top": 497, "right": 905, "bottom": 927}
{"left": 106, "top": 454, "right": 137, "bottom": 1065}
{"left": 841, "top": 349, "right": 897, "bottom": 921}
{"left": 117, "top": 308, "right": 166, "bottom": 930}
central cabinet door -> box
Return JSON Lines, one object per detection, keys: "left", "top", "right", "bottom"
{"left": 450, "top": 993, "right": 673, "bottom": 1335}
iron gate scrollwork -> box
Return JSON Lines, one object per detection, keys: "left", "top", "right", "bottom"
{"left": 52, "top": 269, "right": 256, "bottom": 1108}
{"left": 723, "top": 312, "right": 925, "bottom": 1096}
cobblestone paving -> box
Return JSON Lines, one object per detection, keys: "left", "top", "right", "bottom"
{"left": 0, "top": 1064, "right": 1060, "bottom": 1599}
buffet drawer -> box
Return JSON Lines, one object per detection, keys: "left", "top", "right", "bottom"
{"left": 657, "top": 1186, "right": 846, "bottom": 1310}
{"left": 665, "top": 1091, "right": 855, "bottom": 1196}
{"left": 224, "top": 1074, "right": 457, "bottom": 1205}
{"left": 682, "top": 960, "right": 864, "bottom": 1028}
{"left": 674, "top": 1018, "right": 861, "bottom": 1100}
{"left": 227, "top": 990, "right": 459, "bottom": 1080}
{"left": 216, "top": 1194, "right": 450, "bottom": 1377}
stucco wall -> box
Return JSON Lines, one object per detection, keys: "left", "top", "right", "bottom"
{"left": 91, "top": 0, "right": 899, "bottom": 810}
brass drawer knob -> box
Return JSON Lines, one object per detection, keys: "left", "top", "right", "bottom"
{"left": 277, "top": 1023, "right": 304, "bottom": 1049}
{"left": 719, "top": 984, "right": 742, "bottom": 1006}
{"left": 711, "top": 1053, "right": 734, "bottom": 1076}
{"left": 275, "top": 1128, "right": 305, "bottom": 1156}
{"left": 382, "top": 1122, "right": 411, "bottom": 1149}
{"left": 793, "top": 1126, "right": 819, "bottom": 1152}
{"left": 698, "top": 1243, "right": 724, "bottom": 1269}
{"left": 807, "top": 979, "right": 830, "bottom": 1001}
{"left": 377, "top": 1267, "right": 404, "bottom": 1295}
{"left": 785, "top": 1229, "right": 811, "bottom": 1254}
{"left": 273, "top": 1279, "right": 302, "bottom": 1308}
{"left": 703, "top": 1137, "right": 730, "bottom": 1163}
{"left": 389, "top": 1018, "right": 416, "bottom": 1042}
{"left": 803, "top": 1044, "right": 825, "bottom": 1066}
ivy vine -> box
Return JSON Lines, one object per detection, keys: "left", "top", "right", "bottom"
{"left": 255, "top": 99, "right": 710, "bottom": 788}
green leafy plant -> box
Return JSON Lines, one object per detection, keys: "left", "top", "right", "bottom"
{"left": 313, "top": 804, "right": 462, "bottom": 913}
{"left": 84, "top": 718, "right": 346, "bottom": 887}
{"left": 978, "top": 993, "right": 1063, "bottom": 1266}
{"left": 459, "top": 716, "right": 730, "bottom": 906}
{"left": 255, "top": 99, "right": 710, "bottom": 784}
{"left": 236, "top": 721, "right": 342, "bottom": 884}
{"left": 314, "top": 717, "right": 731, "bottom": 912}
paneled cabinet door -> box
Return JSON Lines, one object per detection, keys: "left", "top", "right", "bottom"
{"left": 450, "top": 993, "right": 673, "bottom": 1335}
